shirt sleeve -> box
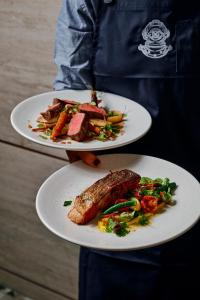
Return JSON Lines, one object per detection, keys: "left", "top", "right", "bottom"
{"left": 53, "top": 0, "right": 100, "bottom": 90}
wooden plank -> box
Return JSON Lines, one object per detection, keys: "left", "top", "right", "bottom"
{"left": 0, "top": 268, "right": 71, "bottom": 300}
{"left": 0, "top": 0, "right": 68, "bottom": 159}
{"left": 0, "top": 142, "right": 79, "bottom": 300}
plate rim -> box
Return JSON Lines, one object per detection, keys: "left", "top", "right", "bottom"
{"left": 35, "top": 153, "right": 200, "bottom": 251}
{"left": 10, "top": 89, "right": 152, "bottom": 151}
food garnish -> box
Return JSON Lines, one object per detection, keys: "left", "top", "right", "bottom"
{"left": 98, "top": 176, "right": 177, "bottom": 237}
{"left": 30, "top": 97, "right": 126, "bottom": 143}
{"left": 63, "top": 200, "right": 72, "bottom": 207}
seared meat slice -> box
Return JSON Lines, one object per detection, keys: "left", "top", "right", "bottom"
{"left": 68, "top": 169, "right": 141, "bottom": 224}
{"left": 40, "top": 102, "right": 64, "bottom": 121}
{"left": 79, "top": 104, "right": 107, "bottom": 119}
{"left": 67, "top": 112, "right": 88, "bottom": 142}
{"left": 48, "top": 102, "right": 63, "bottom": 111}
{"left": 40, "top": 98, "right": 79, "bottom": 121}
{"left": 53, "top": 98, "right": 79, "bottom": 105}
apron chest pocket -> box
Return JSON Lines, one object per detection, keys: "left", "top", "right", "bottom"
{"left": 117, "top": 0, "right": 147, "bottom": 11}
{"left": 116, "top": 0, "right": 172, "bottom": 11}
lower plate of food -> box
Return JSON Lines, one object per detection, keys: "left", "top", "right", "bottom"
{"left": 10, "top": 89, "right": 151, "bottom": 151}
{"left": 36, "top": 154, "right": 200, "bottom": 250}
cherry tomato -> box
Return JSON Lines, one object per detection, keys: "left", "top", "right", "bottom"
{"left": 141, "top": 195, "right": 158, "bottom": 213}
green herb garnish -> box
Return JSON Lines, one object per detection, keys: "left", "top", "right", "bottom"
{"left": 140, "top": 177, "right": 153, "bottom": 185}
{"left": 39, "top": 135, "right": 48, "bottom": 140}
{"left": 156, "top": 178, "right": 177, "bottom": 195}
{"left": 72, "top": 107, "right": 78, "bottom": 112}
{"left": 139, "top": 214, "right": 149, "bottom": 226}
{"left": 119, "top": 211, "right": 135, "bottom": 222}
{"left": 114, "top": 222, "right": 130, "bottom": 237}
{"left": 104, "top": 124, "right": 120, "bottom": 134}
{"left": 98, "top": 132, "right": 108, "bottom": 141}
{"left": 106, "top": 218, "right": 117, "bottom": 233}
{"left": 107, "top": 110, "right": 116, "bottom": 117}
{"left": 168, "top": 182, "right": 177, "bottom": 193}
{"left": 37, "top": 123, "right": 45, "bottom": 128}
{"left": 63, "top": 200, "right": 72, "bottom": 207}
{"left": 44, "top": 128, "right": 52, "bottom": 136}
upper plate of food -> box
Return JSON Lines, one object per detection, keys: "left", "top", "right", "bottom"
{"left": 10, "top": 90, "right": 151, "bottom": 151}
{"left": 36, "top": 154, "right": 200, "bottom": 250}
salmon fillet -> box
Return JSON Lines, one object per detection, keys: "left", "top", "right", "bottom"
{"left": 68, "top": 169, "right": 141, "bottom": 224}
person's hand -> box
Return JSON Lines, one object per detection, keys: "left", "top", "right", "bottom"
{"left": 66, "top": 151, "right": 100, "bottom": 168}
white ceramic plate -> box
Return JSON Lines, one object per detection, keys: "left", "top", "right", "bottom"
{"left": 10, "top": 90, "right": 151, "bottom": 151}
{"left": 36, "top": 154, "right": 200, "bottom": 251}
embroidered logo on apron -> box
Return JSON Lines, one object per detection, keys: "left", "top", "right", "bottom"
{"left": 138, "top": 19, "right": 173, "bottom": 59}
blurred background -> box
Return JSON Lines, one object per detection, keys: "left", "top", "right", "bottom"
{"left": 0, "top": 1, "right": 79, "bottom": 299}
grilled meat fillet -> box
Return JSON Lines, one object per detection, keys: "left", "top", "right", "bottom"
{"left": 68, "top": 169, "right": 141, "bottom": 224}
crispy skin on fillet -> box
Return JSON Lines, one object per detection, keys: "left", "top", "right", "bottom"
{"left": 68, "top": 169, "right": 141, "bottom": 224}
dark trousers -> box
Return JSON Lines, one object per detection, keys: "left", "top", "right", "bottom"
{"left": 79, "top": 221, "right": 199, "bottom": 300}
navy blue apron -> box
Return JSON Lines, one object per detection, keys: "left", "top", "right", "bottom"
{"left": 79, "top": 1, "right": 200, "bottom": 299}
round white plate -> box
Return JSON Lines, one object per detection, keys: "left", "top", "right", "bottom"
{"left": 36, "top": 154, "right": 200, "bottom": 251}
{"left": 10, "top": 90, "right": 151, "bottom": 151}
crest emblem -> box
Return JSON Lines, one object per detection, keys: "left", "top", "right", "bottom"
{"left": 138, "top": 19, "right": 173, "bottom": 59}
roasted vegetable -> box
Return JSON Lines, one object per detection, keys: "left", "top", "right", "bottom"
{"left": 50, "top": 111, "right": 69, "bottom": 140}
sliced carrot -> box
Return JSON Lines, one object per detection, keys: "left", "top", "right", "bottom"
{"left": 50, "top": 111, "right": 68, "bottom": 140}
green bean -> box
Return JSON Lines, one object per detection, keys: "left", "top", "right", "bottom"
{"left": 102, "top": 199, "right": 137, "bottom": 215}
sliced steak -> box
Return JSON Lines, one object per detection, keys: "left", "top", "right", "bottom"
{"left": 48, "top": 102, "right": 63, "bottom": 111}
{"left": 40, "top": 99, "right": 77, "bottom": 122}
{"left": 53, "top": 98, "right": 79, "bottom": 105}
{"left": 67, "top": 112, "right": 88, "bottom": 142}
{"left": 40, "top": 102, "right": 64, "bottom": 121}
{"left": 68, "top": 169, "right": 141, "bottom": 224}
{"left": 79, "top": 104, "right": 107, "bottom": 119}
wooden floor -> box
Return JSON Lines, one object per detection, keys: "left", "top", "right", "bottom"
{"left": 0, "top": 1, "right": 79, "bottom": 300}
{"left": 0, "top": 285, "right": 33, "bottom": 300}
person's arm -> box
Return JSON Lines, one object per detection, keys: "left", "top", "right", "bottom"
{"left": 54, "top": 1, "right": 101, "bottom": 167}
{"left": 54, "top": 0, "right": 100, "bottom": 90}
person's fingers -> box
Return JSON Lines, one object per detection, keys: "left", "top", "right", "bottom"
{"left": 66, "top": 150, "right": 100, "bottom": 168}
{"left": 66, "top": 150, "right": 80, "bottom": 163}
